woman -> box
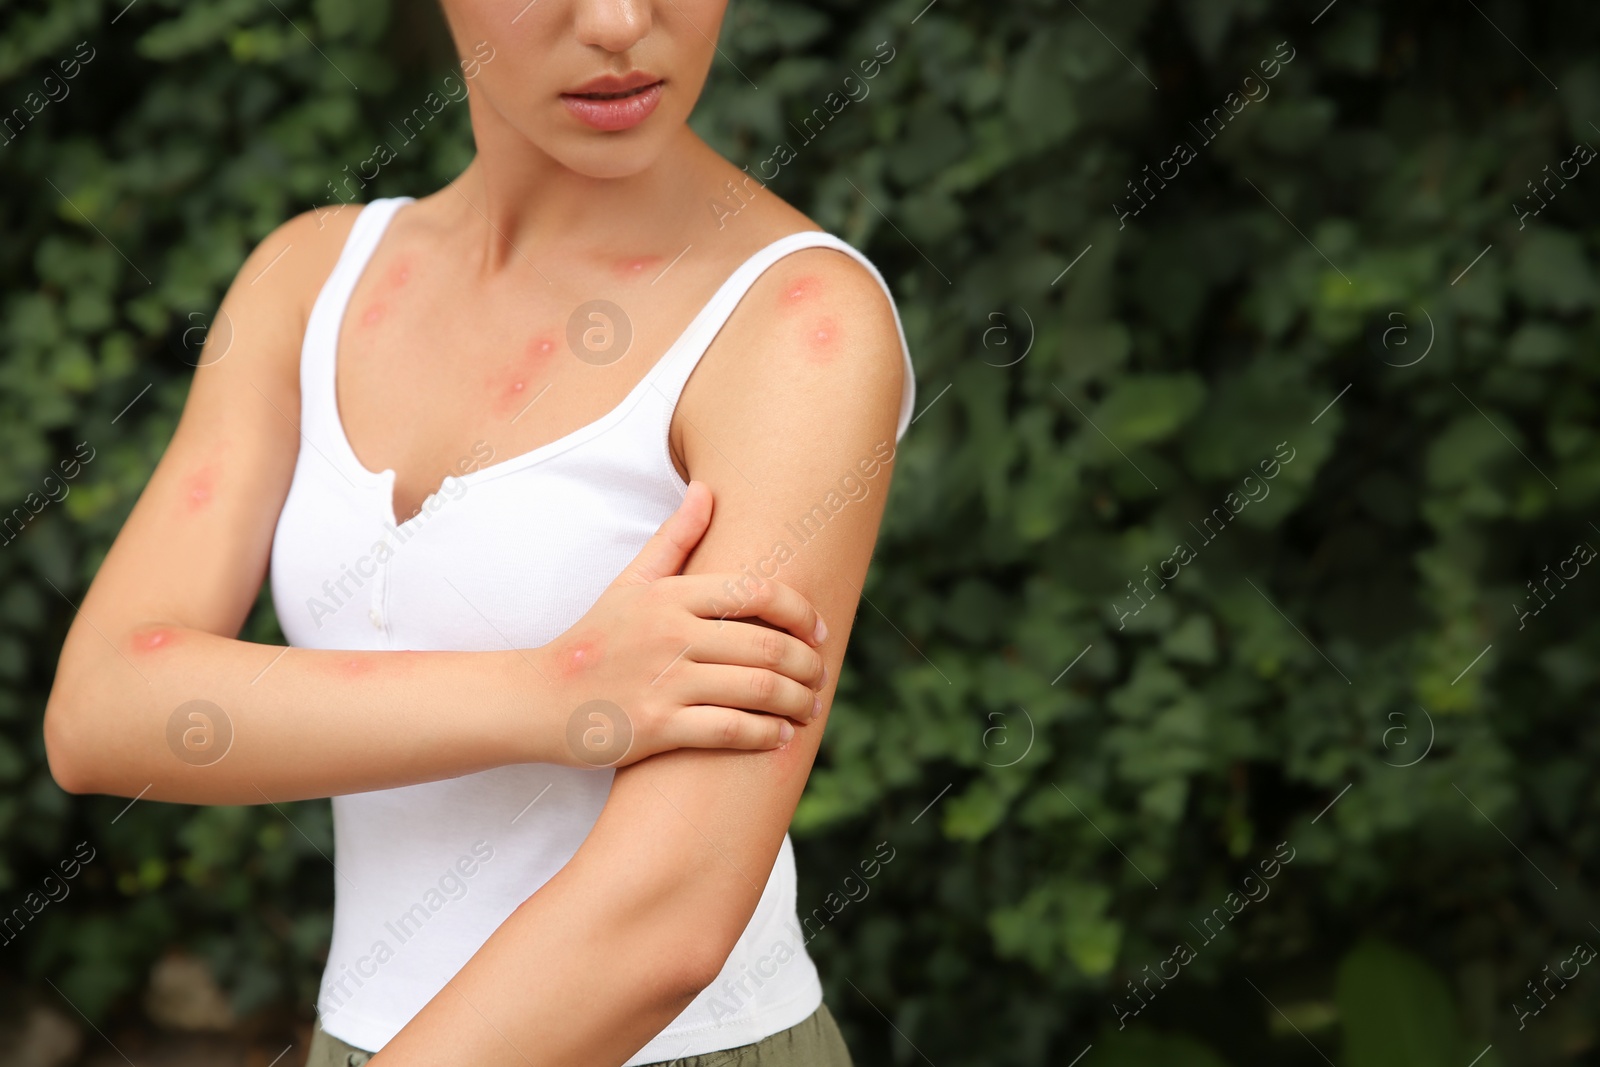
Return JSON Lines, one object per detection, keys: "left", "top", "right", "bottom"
{"left": 44, "top": 1, "right": 915, "bottom": 1064}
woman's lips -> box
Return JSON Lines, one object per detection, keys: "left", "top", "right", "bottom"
{"left": 560, "top": 82, "right": 664, "bottom": 132}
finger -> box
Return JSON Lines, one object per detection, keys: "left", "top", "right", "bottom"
{"left": 684, "top": 662, "right": 820, "bottom": 724}
{"left": 687, "top": 620, "right": 826, "bottom": 690}
{"left": 670, "top": 573, "right": 826, "bottom": 647}
{"left": 667, "top": 705, "right": 797, "bottom": 752}
{"left": 611, "top": 480, "right": 713, "bottom": 588}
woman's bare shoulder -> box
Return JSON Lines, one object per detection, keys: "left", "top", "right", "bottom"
{"left": 235, "top": 205, "right": 364, "bottom": 333}
{"left": 679, "top": 221, "right": 905, "bottom": 452}
{"left": 697, "top": 161, "right": 903, "bottom": 372}
{"left": 201, "top": 203, "right": 367, "bottom": 393}
{"left": 728, "top": 188, "right": 898, "bottom": 341}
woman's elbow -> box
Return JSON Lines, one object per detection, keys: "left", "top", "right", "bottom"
{"left": 640, "top": 941, "right": 729, "bottom": 1014}
{"left": 43, "top": 679, "right": 101, "bottom": 795}
{"left": 674, "top": 934, "right": 739, "bottom": 1000}
{"left": 611, "top": 891, "right": 747, "bottom": 1003}
{"left": 663, "top": 905, "right": 752, "bottom": 1000}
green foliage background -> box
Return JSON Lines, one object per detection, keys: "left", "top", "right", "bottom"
{"left": 3, "top": 0, "right": 1599, "bottom": 1063}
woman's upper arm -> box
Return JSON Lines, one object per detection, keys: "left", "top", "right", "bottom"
{"left": 566, "top": 247, "right": 909, "bottom": 958}
{"left": 70, "top": 209, "right": 354, "bottom": 644}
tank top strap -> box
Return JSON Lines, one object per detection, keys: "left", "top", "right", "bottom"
{"left": 644, "top": 229, "right": 918, "bottom": 443}
{"left": 299, "top": 197, "right": 414, "bottom": 461}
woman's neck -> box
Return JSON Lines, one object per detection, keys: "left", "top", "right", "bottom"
{"left": 446, "top": 104, "right": 716, "bottom": 275}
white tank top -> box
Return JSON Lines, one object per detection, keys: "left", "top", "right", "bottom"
{"left": 269, "top": 197, "right": 916, "bottom": 1061}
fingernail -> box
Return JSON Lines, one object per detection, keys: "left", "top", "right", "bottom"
{"left": 812, "top": 694, "right": 822, "bottom": 720}
{"left": 780, "top": 721, "right": 795, "bottom": 742}
{"left": 813, "top": 616, "right": 829, "bottom": 644}
{"left": 822, "top": 663, "right": 829, "bottom": 686}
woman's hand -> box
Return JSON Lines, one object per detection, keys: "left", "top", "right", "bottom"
{"left": 536, "top": 480, "right": 828, "bottom": 768}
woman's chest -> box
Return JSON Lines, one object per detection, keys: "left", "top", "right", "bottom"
{"left": 331, "top": 245, "right": 738, "bottom": 521}
{"left": 269, "top": 442, "right": 685, "bottom": 653}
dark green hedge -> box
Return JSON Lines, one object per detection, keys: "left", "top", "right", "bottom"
{"left": 4, "top": 1, "right": 1599, "bottom": 1064}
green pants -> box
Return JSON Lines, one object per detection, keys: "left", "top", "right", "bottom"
{"left": 305, "top": 1002, "right": 853, "bottom": 1066}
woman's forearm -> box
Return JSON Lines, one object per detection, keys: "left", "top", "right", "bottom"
{"left": 368, "top": 897, "right": 712, "bottom": 1067}
{"left": 366, "top": 773, "right": 754, "bottom": 1067}
{"left": 44, "top": 622, "right": 552, "bottom": 804}
{"left": 44, "top": 482, "right": 827, "bottom": 807}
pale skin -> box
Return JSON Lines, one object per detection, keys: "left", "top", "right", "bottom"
{"left": 44, "top": 0, "right": 905, "bottom": 1063}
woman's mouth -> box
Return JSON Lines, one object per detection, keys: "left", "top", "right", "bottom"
{"left": 560, "top": 79, "right": 665, "bottom": 132}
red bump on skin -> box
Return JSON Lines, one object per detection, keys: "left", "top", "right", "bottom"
{"left": 801, "top": 316, "right": 842, "bottom": 362}
{"left": 485, "top": 336, "right": 558, "bottom": 416}
{"left": 131, "top": 627, "right": 176, "bottom": 654}
{"left": 780, "top": 275, "right": 822, "bottom": 308}
{"left": 361, "top": 300, "right": 386, "bottom": 327}
{"left": 182, "top": 465, "right": 218, "bottom": 512}
{"left": 386, "top": 257, "right": 412, "bottom": 289}
{"left": 555, "top": 632, "right": 605, "bottom": 680}
{"left": 338, "top": 657, "right": 375, "bottom": 677}
{"left": 487, "top": 373, "right": 530, "bottom": 417}
{"left": 615, "top": 255, "right": 662, "bottom": 279}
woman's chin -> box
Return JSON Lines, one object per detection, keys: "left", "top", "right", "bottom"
{"left": 549, "top": 135, "right": 673, "bottom": 181}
